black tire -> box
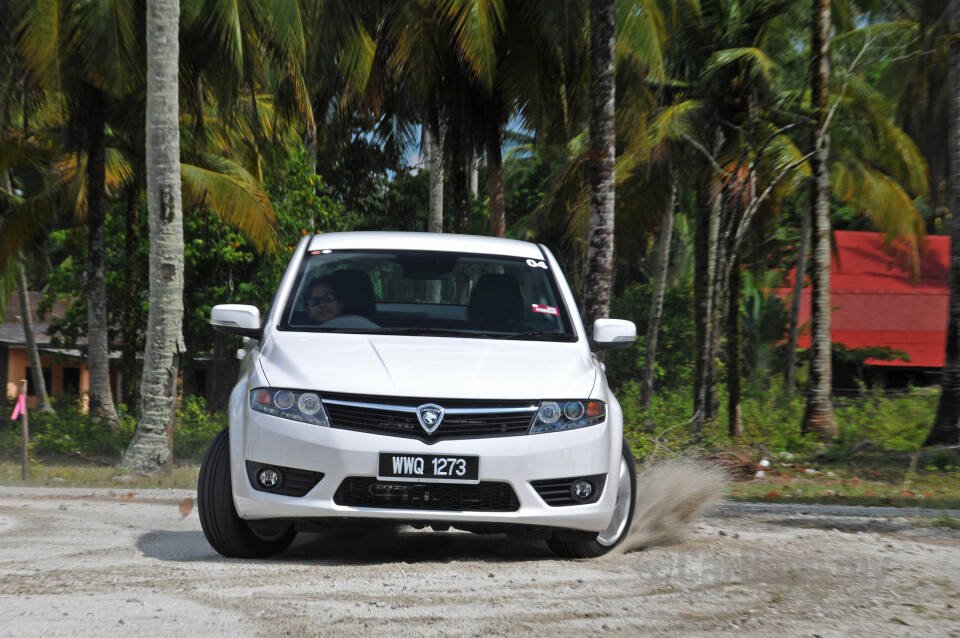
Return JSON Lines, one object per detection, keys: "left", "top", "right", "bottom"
{"left": 547, "top": 439, "right": 637, "bottom": 558}
{"left": 198, "top": 428, "right": 297, "bottom": 558}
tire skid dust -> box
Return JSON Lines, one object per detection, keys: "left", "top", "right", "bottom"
{"left": 615, "top": 458, "right": 729, "bottom": 554}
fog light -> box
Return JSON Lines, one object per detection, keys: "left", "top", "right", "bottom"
{"left": 258, "top": 468, "right": 281, "bottom": 489}
{"left": 571, "top": 479, "right": 593, "bottom": 501}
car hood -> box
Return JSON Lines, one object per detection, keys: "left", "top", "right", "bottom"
{"left": 257, "top": 332, "right": 598, "bottom": 399}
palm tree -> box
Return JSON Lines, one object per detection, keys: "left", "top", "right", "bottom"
{"left": 15, "top": 0, "right": 146, "bottom": 429}
{"left": 0, "top": 11, "right": 55, "bottom": 414}
{"left": 120, "top": 0, "right": 183, "bottom": 473}
{"left": 582, "top": 0, "right": 618, "bottom": 331}
{"left": 802, "top": 0, "right": 836, "bottom": 440}
{"left": 926, "top": 0, "right": 960, "bottom": 447}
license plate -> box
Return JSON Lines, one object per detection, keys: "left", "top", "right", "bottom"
{"left": 378, "top": 453, "right": 479, "bottom": 483}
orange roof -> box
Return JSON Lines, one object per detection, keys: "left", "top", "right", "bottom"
{"left": 784, "top": 230, "right": 949, "bottom": 368}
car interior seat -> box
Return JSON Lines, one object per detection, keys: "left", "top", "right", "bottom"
{"left": 467, "top": 273, "right": 524, "bottom": 331}
{"left": 330, "top": 268, "right": 377, "bottom": 318}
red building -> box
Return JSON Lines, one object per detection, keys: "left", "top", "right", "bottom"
{"left": 788, "top": 230, "right": 949, "bottom": 381}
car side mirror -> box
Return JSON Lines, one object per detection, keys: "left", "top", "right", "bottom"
{"left": 211, "top": 304, "right": 262, "bottom": 339}
{"left": 590, "top": 318, "right": 636, "bottom": 352}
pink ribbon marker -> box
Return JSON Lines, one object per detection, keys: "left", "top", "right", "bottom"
{"left": 10, "top": 394, "right": 26, "bottom": 420}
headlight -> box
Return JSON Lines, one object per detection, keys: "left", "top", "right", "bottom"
{"left": 250, "top": 388, "right": 330, "bottom": 426}
{"left": 529, "top": 400, "right": 605, "bottom": 433}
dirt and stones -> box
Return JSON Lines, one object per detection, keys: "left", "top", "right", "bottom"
{"left": 0, "top": 485, "right": 958, "bottom": 637}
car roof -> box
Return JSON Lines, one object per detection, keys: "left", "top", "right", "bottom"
{"left": 306, "top": 231, "right": 546, "bottom": 259}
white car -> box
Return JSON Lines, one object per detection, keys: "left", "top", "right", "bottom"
{"left": 198, "top": 231, "right": 637, "bottom": 558}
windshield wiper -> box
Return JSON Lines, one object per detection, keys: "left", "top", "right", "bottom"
{"left": 497, "top": 331, "right": 573, "bottom": 341}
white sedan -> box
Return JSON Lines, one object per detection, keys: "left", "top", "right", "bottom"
{"left": 198, "top": 231, "right": 637, "bottom": 558}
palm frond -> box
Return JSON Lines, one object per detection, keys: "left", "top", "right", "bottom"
{"left": 645, "top": 99, "right": 702, "bottom": 160}
{"left": 439, "top": 0, "right": 507, "bottom": 91}
{"left": 0, "top": 179, "right": 71, "bottom": 269}
{"left": 17, "top": 0, "right": 61, "bottom": 91}
{"left": 181, "top": 157, "right": 278, "bottom": 254}
{"left": 704, "top": 47, "right": 778, "bottom": 84}
{"left": 340, "top": 25, "right": 376, "bottom": 104}
{"left": 832, "top": 152, "right": 926, "bottom": 275}
{"left": 617, "top": 0, "right": 667, "bottom": 80}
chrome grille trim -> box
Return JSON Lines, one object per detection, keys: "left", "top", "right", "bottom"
{"left": 320, "top": 395, "right": 539, "bottom": 441}
{"left": 322, "top": 398, "right": 538, "bottom": 415}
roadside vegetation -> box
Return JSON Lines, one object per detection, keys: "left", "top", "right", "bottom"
{"left": 2, "top": 1, "right": 959, "bottom": 483}
{"left": 3, "top": 385, "right": 958, "bottom": 511}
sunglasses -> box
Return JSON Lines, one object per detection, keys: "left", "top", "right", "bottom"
{"left": 307, "top": 293, "right": 338, "bottom": 307}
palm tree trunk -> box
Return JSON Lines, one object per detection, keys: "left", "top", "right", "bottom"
{"left": 85, "top": 87, "right": 120, "bottom": 430}
{"left": 453, "top": 142, "right": 470, "bottom": 234}
{"left": 470, "top": 153, "right": 479, "bottom": 200}
{"left": 424, "top": 123, "right": 444, "bottom": 233}
{"left": 121, "top": 163, "right": 143, "bottom": 407}
{"left": 0, "top": 172, "right": 47, "bottom": 415}
{"left": 727, "top": 255, "right": 742, "bottom": 437}
{"left": 693, "top": 183, "right": 719, "bottom": 436}
{"left": 639, "top": 170, "right": 676, "bottom": 417}
{"left": 784, "top": 203, "right": 811, "bottom": 396}
{"left": 583, "top": 0, "right": 617, "bottom": 333}
{"left": 15, "top": 255, "right": 54, "bottom": 413}
{"left": 706, "top": 191, "right": 723, "bottom": 422}
{"left": 926, "top": 0, "right": 960, "bottom": 447}
{"left": 487, "top": 119, "right": 505, "bottom": 237}
{"left": 802, "top": 0, "right": 836, "bottom": 440}
{"left": 121, "top": 0, "right": 184, "bottom": 473}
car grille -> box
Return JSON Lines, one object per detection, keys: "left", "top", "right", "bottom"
{"left": 245, "top": 461, "right": 325, "bottom": 497}
{"left": 530, "top": 474, "right": 606, "bottom": 506}
{"left": 321, "top": 393, "right": 537, "bottom": 442}
{"left": 333, "top": 477, "right": 520, "bottom": 512}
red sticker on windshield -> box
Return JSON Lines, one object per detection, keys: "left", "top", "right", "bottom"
{"left": 532, "top": 304, "right": 559, "bottom": 315}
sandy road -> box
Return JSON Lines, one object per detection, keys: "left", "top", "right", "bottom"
{"left": 0, "top": 486, "right": 958, "bottom": 637}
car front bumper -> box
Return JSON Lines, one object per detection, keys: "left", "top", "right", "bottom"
{"left": 230, "top": 409, "right": 622, "bottom": 533}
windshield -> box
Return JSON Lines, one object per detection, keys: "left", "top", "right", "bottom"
{"left": 279, "top": 249, "right": 576, "bottom": 341}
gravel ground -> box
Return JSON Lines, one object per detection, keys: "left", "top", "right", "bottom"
{"left": 0, "top": 485, "right": 958, "bottom": 637}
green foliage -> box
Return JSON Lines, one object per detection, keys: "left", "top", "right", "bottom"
{"left": 324, "top": 128, "right": 429, "bottom": 232}
{"left": 0, "top": 396, "right": 224, "bottom": 461}
{"left": 605, "top": 281, "right": 696, "bottom": 389}
{"left": 736, "top": 378, "right": 821, "bottom": 453}
{"left": 173, "top": 396, "right": 226, "bottom": 459}
{"left": 0, "top": 398, "right": 136, "bottom": 459}
{"left": 620, "top": 379, "right": 939, "bottom": 460}
{"left": 183, "top": 147, "right": 352, "bottom": 363}
{"left": 828, "top": 387, "right": 937, "bottom": 454}
{"left": 740, "top": 269, "right": 789, "bottom": 384}
{"left": 928, "top": 449, "right": 957, "bottom": 471}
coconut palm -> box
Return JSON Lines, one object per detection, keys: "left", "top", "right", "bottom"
{"left": 14, "top": 0, "right": 146, "bottom": 428}
{"left": 120, "top": 0, "right": 183, "bottom": 473}
{"left": 4, "top": 1, "right": 291, "bottom": 453}
{"left": 927, "top": 0, "right": 960, "bottom": 446}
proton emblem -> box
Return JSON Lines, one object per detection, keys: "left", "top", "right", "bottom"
{"left": 416, "top": 403, "right": 445, "bottom": 434}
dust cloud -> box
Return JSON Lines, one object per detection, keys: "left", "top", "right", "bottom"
{"left": 615, "top": 458, "right": 729, "bottom": 554}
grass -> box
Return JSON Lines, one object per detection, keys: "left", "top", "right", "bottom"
{"left": 0, "top": 384, "right": 956, "bottom": 508}
{"left": 0, "top": 458, "right": 200, "bottom": 489}
{"left": 2, "top": 451, "right": 959, "bottom": 512}
{"left": 727, "top": 453, "right": 960, "bottom": 510}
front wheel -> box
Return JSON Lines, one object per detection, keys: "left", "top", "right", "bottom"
{"left": 547, "top": 439, "right": 636, "bottom": 558}
{"left": 198, "top": 429, "right": 297, "bottom": 558}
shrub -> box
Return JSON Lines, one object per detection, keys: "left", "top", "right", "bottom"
{"left": 619, "top": 378, "right": 937, "bottom": 461}
{"left": 606, "top": 281, "right": 695, "bottom": 390}
{"left": 173, "top": 396, "right": 226, "bottom": 459}
{"left": 27, "top": 399, "right": 135, "bottom": 458}
{"left": 829, "top": 386, "right": 937, "bottom": 453}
